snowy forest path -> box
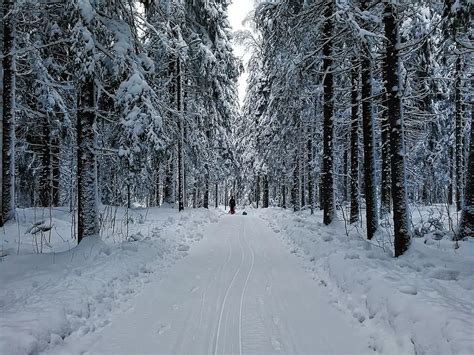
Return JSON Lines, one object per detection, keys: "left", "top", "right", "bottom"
{"left": 79, "top": 214, "right": 371, "bottom": 354}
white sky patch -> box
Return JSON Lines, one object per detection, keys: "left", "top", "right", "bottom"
{"left": 228, "top": 0, "right": 254, "bottom": 106}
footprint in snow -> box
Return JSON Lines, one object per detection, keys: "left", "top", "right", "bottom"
{"left": 271, "top": 337, "right": 282, "bottom": 351}
{"left": 157, "top": 324, "right": 171, "bottom": 335}
{"left": 399, "top": 285, "right": 418, "bottom": 295}
{"left": 322, "top": 235, "right": 333, "bottom": 242}
{"left": 177, "top": 244, "right": 190, "bottom": 252}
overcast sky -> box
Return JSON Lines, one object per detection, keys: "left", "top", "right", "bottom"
{"left": 228, "top": 0, "right": 254, "bottom": 105}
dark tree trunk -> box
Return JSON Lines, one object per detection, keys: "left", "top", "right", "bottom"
{"left": 224, "top": 183, "right": 227, "bottom": 210}
{"left": 419, "top": 41, "right": 434, "bottom": 206}
{"left": 381, "top": 90, "right": 392, "bottom": 214}
{"left": 263, "top": 175, "right": 269, "bottom": 208}
{"left": 282, "top": 184, "right": 287, "bottom": 209}
{"left": 454, "top": 55, "right": 463, "bottom": 212}
{"left": 343, "top": 147, "right": 348, "bottom": 203}
{"left": 292, "top": 153, "right": 300, "bottom": 212}
{"left": 307, "top": 128, "right": 314, "bottom": 214}
{"left": 203, "top": 169, "right": 209, "bottom": 209}
{"left": 51, "top": 135, "right": 60, "bottom": 206}
{"left": 256, "top": 174, "right": 260, "bottom": 208}
{"left": 383, "top": 1, "right": 411, "bottom": 256}
{"left": 163, "top": 157, "right": 174, "bottom": 205}
{"left": 1, "top": 0, "right": 15, "bottom": 226}
{"left": 77, "top": 76, "right": 99, "bottom": 243}
{"left": 458, "top": 111, "right": 473, "bottom": 238}
{"left": 215, "top": 182, "right": 218, "bottom": 208}
{"left": 448, "top": 147, "right": 454, "bottom": 204}
{"left": 300, "top": 127, "right": 305, "bottom": 208}
{"left": 361, "top": 0, "right": 379, "bottom": 240}
{"left": 192, "top": 182, "right": 197, "bottom": 208}
{"left": 322, "top": 0, "right": 335, "bottom": 225}
{"left": 153, "top": 158, "right": 161, "bottom": 206}
{"left": 39, "top": 115, "right": 51, "bottom": 207}
{"left": 350, "top": 63, "right": 360, "bottom": 224}
{"left": 165, "top": 49, "right": 177, "bottom": 207}
{"left": 127, "top": 183, "right": 131, "bottom": 209}
{"left": 176, "top": 57, "right": 184, "bottom": 212}
{"left": 319, "top": 181, "right": 324, "bottom": 210}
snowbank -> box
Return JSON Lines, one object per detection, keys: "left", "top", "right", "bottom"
{"left": 0, "top": 207, "right": 219, "bottom": 354}
{"left": 258, "top": 207, "right": 474, "bottom": 355}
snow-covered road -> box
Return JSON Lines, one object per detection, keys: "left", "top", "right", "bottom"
{"left": 74, "top": 214, "right": 370, "bottom": 354}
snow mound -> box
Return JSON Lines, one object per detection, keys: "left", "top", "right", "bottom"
{"left": 258, "top": 208, "right": 474, "bottom": 355}
{"left": 0, "top": 207, "right": 215, "bottom": 354}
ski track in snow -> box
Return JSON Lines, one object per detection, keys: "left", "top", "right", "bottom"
{"left": 56, "top": 213, "right": 372, "bottom": 355}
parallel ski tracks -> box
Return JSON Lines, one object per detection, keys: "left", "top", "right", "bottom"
{"left": 239, "top": 219, "right": 254, "bottom": 355}
{"left": 213, "top": 218, "right": 255, "bottom": 355}
{"left": 213, "top": 223, "right": 245, "bottom": 355}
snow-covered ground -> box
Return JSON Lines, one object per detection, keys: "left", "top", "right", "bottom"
{"left": 0, "top": 206, "right": 219, "bottom": 354}
{"left": 1, "top": 206, "right": 473, "bottom": 354}
{"left": 59, "top": 213, "right": 373, "bottom": 355}
{"left": 259, "top": 207, "right": 474, "bottom": 355}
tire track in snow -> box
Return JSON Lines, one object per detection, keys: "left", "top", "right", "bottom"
{"left": 214, "top": 219, "right": 245, "bottom": 355}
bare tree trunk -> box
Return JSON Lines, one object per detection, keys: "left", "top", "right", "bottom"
{"left": 77, "top": 76, "right": 99, "bottom": 243}
{"left": 176, "top": 57, "right": 184, "bottom": 212}
{"left": 192, "top": 181, "right": 198, "bottom": 208}
{"left": 163, "top": 157, "right": 174, "bottom": 205}
{"left": 458, "top": 110, "right": 473, "bottom": 238}
{"left": 343, "top": 147, "right": 348, "bottom": 203}
{"left": 292, "top": 153, "right": 300, "bottom": 212}
{"left": 361, "top": 4, "right": 379, "bottom": 240}
{"left": 383, "top": 1, "right": 411, "bottom": 256}
{"left": 39, "top": 114, "right": 51, "bottom": 207}
{"left": 299, "top": 122, "right": 305, "bottom": 208}
{"left": 1, "top": 0, "right": 15, "bottom": 226}
{"left": 203, "top": 168, "right": 209, "bottom": 209}
{"left": 263, "top": 175, "right": 269, "bottom": 208}
{"left": 350, "top": 63, "right": 360, "bottom": 224}
{"left": 322, "top": 0, "right": 335, "bottom": 225}
{"left": 282, "top": 184, "right": 287, "bottom": 209}
{"left": 224, "top": 182, "right": 227, "bottom": 210}
{"left": 448, "top": 146, "right": 454, "bottom": 205}
{"left": 51, "top": 135, "right": 60, "bottom": 206}
{"left": 307, "top": 126, "right": 314, "bottom": 214}
{"left": 153, "top": 158, "right": 160, "bottom": 206}
{"left": 256, "top": 174, "right": 260, "bottom": 208}
{"left": 381, "top": 90, "right": 391, "bottom": 214}
{"left": 454, "top": 55, "right": 464, "bottom": 212}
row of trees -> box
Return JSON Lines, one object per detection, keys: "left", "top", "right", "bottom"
{"left": 1, "top": 0, "right": 239, "bottom": 242}
{"left": 237, "top": 0, "right": 472, "bottom": 255}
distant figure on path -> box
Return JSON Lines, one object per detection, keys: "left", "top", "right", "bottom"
{"left": 229, "top": 196, "right": 236, "bottom": 215}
